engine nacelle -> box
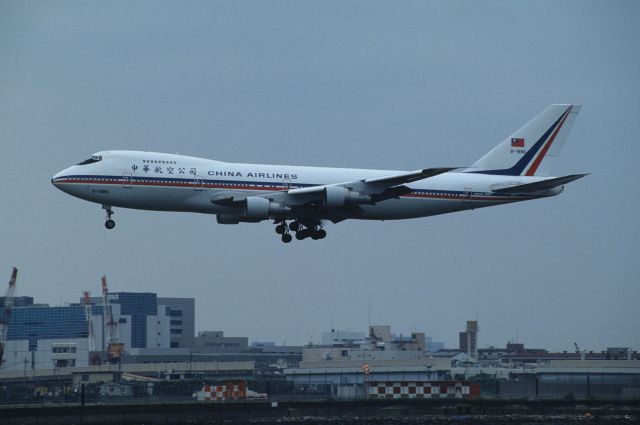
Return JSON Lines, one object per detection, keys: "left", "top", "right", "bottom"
{"left": 244, "top": 197, "right": 291, "bottom": 219}
{"left": 324, "top": 186, "right": 371, "bottom": 208}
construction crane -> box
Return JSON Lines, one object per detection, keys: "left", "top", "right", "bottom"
{"left": 0, "top": 267, "right": 18, "bottom": 367}
{"left": 101, "top": 276, "right": 123, "bottom": 363}
{"left": 83, "top": 291, "right": 96, "bottom": 352}
{"left": 82, "top": 290, "right": 101, "bottom": 365}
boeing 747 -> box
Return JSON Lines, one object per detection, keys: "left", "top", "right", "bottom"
{"left": 52, "top": 104, "right": 586, "bottom": 242}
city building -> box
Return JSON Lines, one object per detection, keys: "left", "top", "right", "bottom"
{"left": 184, "top": 331, "right": 249, "bottom": 354}
{"left": 3, "top": 305, "right": 93, "bottom": 370}
{"left": 88, "top": 292, "right": 172, "bottom": 349}
{"left": 320, "top": 329, "right": 365, "bottom": 346}
{"left": 157, "top": 297, "right": 195, "bottom": 348}
{"left": 426, "top": 337, "right": 445, "bottom": 353}
{"left": 1, "top": 292, "right": 196, "bottom": 372}
{"left": 458, "top": 320, "right": 479, "bottom": 361}
{"left": 0, "top": 296, "right": 34, "bottom": 308}
{"left": 285, "top": 325, "right": 448, "bottom": 398}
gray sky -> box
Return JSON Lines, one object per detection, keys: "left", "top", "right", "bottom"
{"left": 1, "top": 1, "right": 638, "bottom": 351}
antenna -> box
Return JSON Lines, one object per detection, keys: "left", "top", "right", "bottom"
{"left": 368, "top": 296, "right": 371, "bottom": 329}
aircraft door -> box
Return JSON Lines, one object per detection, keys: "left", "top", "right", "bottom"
{"left": 193, "top": 175, "right": 204, "bottom": 191}
{"left": 122, "top": 172, "right": 133, "bottom": 189}
{"left": 282, "top": 177, "right": 291, "bottom": 191}
{"left": 462, "top": 187, "right": 472, "bottom": 203}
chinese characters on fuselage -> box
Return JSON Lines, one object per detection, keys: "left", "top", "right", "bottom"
{"left": 130, "top": 164, "right": 298, "bottom": 180}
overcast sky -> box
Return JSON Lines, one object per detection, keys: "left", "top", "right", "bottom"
{"left": 1, "top": 1, "right": 638, "bottom": 351}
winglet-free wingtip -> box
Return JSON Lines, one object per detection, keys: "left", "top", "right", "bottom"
{"left": 567, "top": 173, "right": 589, "bottom": 181}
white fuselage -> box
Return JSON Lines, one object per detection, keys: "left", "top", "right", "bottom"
{"left": 52, "top": 151, "right": 557, "bottom": 221}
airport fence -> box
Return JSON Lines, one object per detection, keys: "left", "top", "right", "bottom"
{"left": 1, "top": 374, "right": 639, "bottom": 406}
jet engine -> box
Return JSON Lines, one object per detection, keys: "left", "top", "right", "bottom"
{"left": 244, "top": 197, "right": 291, "bottom": 219}
{"left": 324, "top": 186, "right": 372, "bottom": 208}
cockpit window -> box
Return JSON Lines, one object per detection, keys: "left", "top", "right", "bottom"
{"left": 76, "top": 155, "right": 102, "bottom": 165}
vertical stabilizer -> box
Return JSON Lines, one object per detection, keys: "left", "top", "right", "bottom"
{"left": 470, "top": 104, "right": 581, "bottom": 176}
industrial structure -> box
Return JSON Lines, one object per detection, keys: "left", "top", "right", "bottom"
{"left": 0, "top": 267, "right": 18, "bottom": 367}
{"left": 101, "top": 276, "right": 124, "bottom": 362}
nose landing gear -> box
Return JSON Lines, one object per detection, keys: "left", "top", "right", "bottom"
{"left": 103, "top": 205, "right": 115, "bottom": 230}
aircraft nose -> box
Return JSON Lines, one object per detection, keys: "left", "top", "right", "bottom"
{"left": 51, "top": 168, "right": 71, "bottom": 188}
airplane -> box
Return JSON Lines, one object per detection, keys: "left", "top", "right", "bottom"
{"left": 52, "top": 104, "right": 586, "bottom": 243}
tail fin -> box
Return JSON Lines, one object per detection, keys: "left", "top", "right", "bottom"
{"left": 469, "top": 104, "right": 581, "bottom": 176}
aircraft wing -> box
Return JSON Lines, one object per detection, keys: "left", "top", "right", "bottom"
{"left": 491, "top": 174, "right": 588, "bottom": 194}
{"left": 358, "top": 167, "right": 457, "bottom": 188}
{"left": 210, "top": 167, "right": 455, "bottom": 219}
{"left": 284, "top": 167, "right": 452, "bottom": 196}
{"left": 271, "top": 167, "right": 456, "bottom": 207}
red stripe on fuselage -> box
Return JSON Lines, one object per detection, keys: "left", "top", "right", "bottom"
{"left": 55, "top": 178, "right": 535, "bottom": 202}
{"left": 55, "top": 178, "right": 287, "bottom": 191}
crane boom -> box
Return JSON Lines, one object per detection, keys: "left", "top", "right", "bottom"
{"left": 101, "top": 275, "right": 123, "bottom": 362}
{"left": 0, "top": 267, "right": 18, "bottom": 366}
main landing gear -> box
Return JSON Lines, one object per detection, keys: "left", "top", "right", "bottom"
{"left": 103, "top": 205, "right": 115, "bottom": 230}
{"left": 274, "top": 220, "right": 326, "bottom": 243}
{"left": 275, "top": 222, "right": 292, "bottom": 243}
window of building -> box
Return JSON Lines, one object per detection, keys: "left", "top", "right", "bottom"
{"left": 170, "top": 329, "right": 182, "bottom": 334}
{"left": 170, "top": 320, "right": 182, "bottom": 326}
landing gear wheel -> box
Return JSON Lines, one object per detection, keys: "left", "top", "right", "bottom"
{"left": 289, "top": 221, "right": 301, "bottom": 232}
{"left": 312, "top": 229, "right": 326, "bottom": 240}
{"left": 275, "top": 224, "right": 286, "bottom": 234}
{"left": 102, "top": 205, "right": 115, "bottom": 230}
{"left": 296, "top": 229, "right": 309, "bottom": 240}
{"left": 281, "top": 233, "right": 292, "bottom": 243}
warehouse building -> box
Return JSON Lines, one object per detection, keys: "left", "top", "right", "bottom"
{"left": 285, "top": 325, "right": 447, "bottom": 398}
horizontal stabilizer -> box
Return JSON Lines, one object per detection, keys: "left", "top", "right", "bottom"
{"left": 491, "top": 174, "right": 588, "bottom": 194}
